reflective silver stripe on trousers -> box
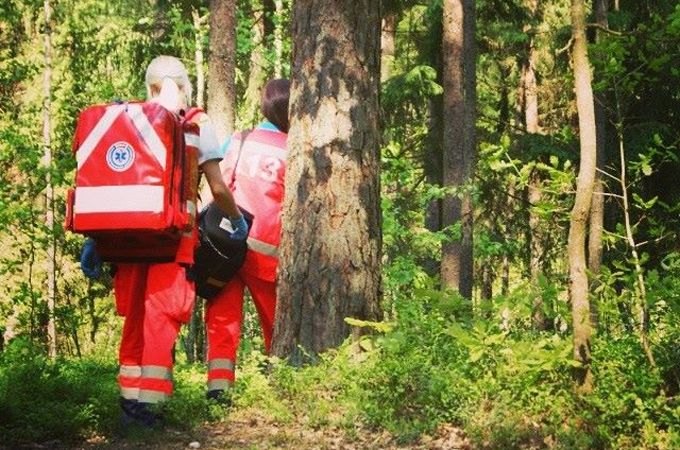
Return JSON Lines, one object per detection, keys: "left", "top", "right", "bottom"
{"left": 141, "top": 365, "right": 172, "bottom": 380}
{"left": 120, "top": 386, "right": 140, "bottom": 400}
{"left": 138, "top": 389, "right": 168, "bottom": 404}
{"left": 208, "top": 379, "right": 233, "bottom": 391}
{"left": 119, "top": 365, "right": 142, "bottom": 378}
{"left": 208, "top": 358, "right": 235, "bottom": 371}
{"left": 247, "top": 238, "right": 278, "bottom": 257}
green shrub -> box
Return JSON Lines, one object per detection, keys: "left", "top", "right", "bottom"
{"left": 0, "top": 339, "right": 118, "bottom": 445}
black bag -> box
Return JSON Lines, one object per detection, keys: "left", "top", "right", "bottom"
{"left": 193, "top": 205, "right": 253, "bottom": 299}
{"left": 193, "top": 129, "right": 253, "bottom": 300}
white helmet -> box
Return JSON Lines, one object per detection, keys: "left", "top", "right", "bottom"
{"left": 145, "top": 55, "right": 192, "bottom": 108}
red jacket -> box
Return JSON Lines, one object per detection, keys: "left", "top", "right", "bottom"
{"left": 219, "top": 127, "right": 287, "bottom": 281}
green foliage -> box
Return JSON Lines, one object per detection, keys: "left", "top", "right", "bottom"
{"left": 0, "top": 339, "right": 119, "bottom": 445}
{"left": 356, "top": 286, "right": 680, "bottom": 448}
{"left": 0, "top": 0, "right": 679, "bottom": 448}
{"left": 359, "top": 297, "right": 471, "bottom": 438}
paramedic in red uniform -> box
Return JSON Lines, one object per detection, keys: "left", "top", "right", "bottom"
{"left": 201, "top": 79, "right": 290, "bottom": 403}
{"left": 80, "top": 55, "right": 248, "bottom": 427}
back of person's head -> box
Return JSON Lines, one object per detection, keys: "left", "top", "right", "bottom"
{"left": 261, "top": 79, "right": 290, "bottom": 133}
{"left": 145, "top": 55, "right": 192, "bottom": 109}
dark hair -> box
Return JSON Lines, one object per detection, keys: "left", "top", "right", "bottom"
{"left": 261, "top": 79, "right": 290, "bottom": 133}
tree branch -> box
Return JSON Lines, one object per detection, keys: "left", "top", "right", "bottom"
{"left": 587, "top": 23, "right": 627, "bottom": 36}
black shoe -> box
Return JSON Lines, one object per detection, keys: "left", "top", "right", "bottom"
{"left": 206, "top": 389, "right": 232, "bottom": 407}
{"left": 120, "top": 397, "right": 138, "bottom": 416}
{"left": 119, "top": 398, "right": 164, "bottom": 429}
{"left": 134, "top": 402, "right": 164, "bottom": 428}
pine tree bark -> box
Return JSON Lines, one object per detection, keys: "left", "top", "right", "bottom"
{"left": 43, "top": 0, "right": 56, "bottom": 359}
{"left": 568, "top": 0, "right": 596, "bottom": 392}
{"left": 207, "top": 0, "right": 236, "bottom": 142}
{"left": 441, "top": 0, "right": 476, "bottom": 298}
{"left": 272, "top": 0, "right": 382, "bottom": 364}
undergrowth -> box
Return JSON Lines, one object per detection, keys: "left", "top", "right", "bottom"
{"left": 1, "top": 288, "right": 679, "bottom": 449}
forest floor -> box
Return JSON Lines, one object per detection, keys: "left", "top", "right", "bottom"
{"left": 67, "top": 410, "right": 470, "bottom": 450}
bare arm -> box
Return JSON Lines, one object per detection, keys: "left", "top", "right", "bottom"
{"left": 201, "top": 159, "right": 241, "bottom": 218}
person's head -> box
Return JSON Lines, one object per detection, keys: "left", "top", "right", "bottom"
{"left": 261, "top": 79, "right": 290, "bottom": 133}
{"left": 145, "top": 55, "right": 192, "bottom": 109}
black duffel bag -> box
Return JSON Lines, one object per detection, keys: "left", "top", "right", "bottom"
{"left": 193, "top": 204, "right": 254, "bottom": 299}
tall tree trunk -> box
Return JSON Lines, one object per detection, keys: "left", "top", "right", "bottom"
{"left": 273, "top": 0, "right": 284, "bottom": 78}
{"left": 43, "top": 0, "right": 56, "bottom": 359}
{"left": 243, "top": 4, "right": 268, "bottom": 126}
{"left": 587, "top": 0, "right": 609, "bottom": 330}
{"left": 272, "top": 0, "right": 382, "bottom": 364}
{"left": 615, "top": 127, "right": 655, "bottom": 367}
{"left": 423, "top": 4, "right": 443, "bottom": 277}
{"left": 424, "top": 96, "right": 443, "bottom": 276}
{"left": 207, "top": 0, "right": 236, "bottom": 142}
{"left": 193, "top": 8, "right": 207, "bottom": 109}
{"left": 523, "top": 0, "right": 547, "bottom": 329}
{"left": 568, "top": 0, "right": 596, "bottom": 392}
{"left": 441, "top": 0, "right": 476, "bottom": 299}
{"left": 381, "top": 10, "right": 397, "bottom": 82}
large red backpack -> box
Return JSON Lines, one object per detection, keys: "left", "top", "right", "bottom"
{"left": 64, "top": 102, "right": 200, "bottom": 262}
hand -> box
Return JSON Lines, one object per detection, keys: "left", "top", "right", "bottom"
{"left": 229, "top": 215, "right": 249, "bottom": 241}
{"left": 80, "top": 238, "right": 102, "bottom": 280}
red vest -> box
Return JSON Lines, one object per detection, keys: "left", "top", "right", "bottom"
{"left": 220, "top": 128, "right": 287, "bottom": 281}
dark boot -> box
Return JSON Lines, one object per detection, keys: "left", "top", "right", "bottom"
{"left": 119, "top": 397, "right": 163, "bottom": 429}
{"left": 134, "top": 402, "right": 164, "bottom": 428}
{"left": 206, "top": 389, "right": 232, "bottom": 407}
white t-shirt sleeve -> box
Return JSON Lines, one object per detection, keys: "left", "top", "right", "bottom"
{"left": 197, "top": 117, "right": 224, "bottom": 166}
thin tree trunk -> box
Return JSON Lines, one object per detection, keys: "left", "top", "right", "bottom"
{"left": 424, "top": 96, "right": 443, "bottom": 276}
{"left": 243, "top": 5, "right": 268, "bottom": 126}
{"left": 273, "top": 0, "right": 284, "bottom": 78}
{"left": 43, "top": 0, "right": 56, "bottom": 359}
{"left": 272, "top": 0, "right": 382, "bottom": 364}
{"left": 522, "top": 0, "right": 548, "bottom": 330}
{"left": 193, "top": 8, "right": 207, "bottom": 109}
{"left": 568, "top": 0, "right": 596, "bottom": 392}
{"left": 207, "top": 0, "right": 236, "bottom": 142}
{"left": 87, "top": 282, "right": 99, "bottom": 343}
{"left": 615, "top": 126, "right": 656, "bottom": 367}
{"left": 501, "top": 253, "right": 509, "bottom": 295}
{"left": 381, "top": 10, "right": 397, "bottom": 82}
{"left": 481, "top": 264, "right": 493, "bottom": 301}
{"left": 441, "top": 0, "right": 476, "bottom": 299}
{"left": 423, "top": 5, "right": 443, "bottom": 278}
{"left": 184, "top": 306, "right": 198, "bottom": 363}
{"left": 587, "top": 0, "right": 609, "bottom": 330}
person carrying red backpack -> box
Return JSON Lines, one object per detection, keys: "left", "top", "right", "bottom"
{"left": 80, "top": 55, "right": 249, "bottom": 427}
{"left": 201, "top": 79, "right": 290, "bottom": 404}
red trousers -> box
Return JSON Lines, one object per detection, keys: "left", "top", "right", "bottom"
{"left": 205, "top": 271, "right": 276, "bottom": 391}
{"left": 115, "top": 262, "right": 195, "bottom": 403}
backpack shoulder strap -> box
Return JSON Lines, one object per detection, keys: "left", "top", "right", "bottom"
{"left": 229, "top": 129, "right": 252, "bottom": 189}
{"left": 183, "top": 107, "right": 204, "bottom": 123}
